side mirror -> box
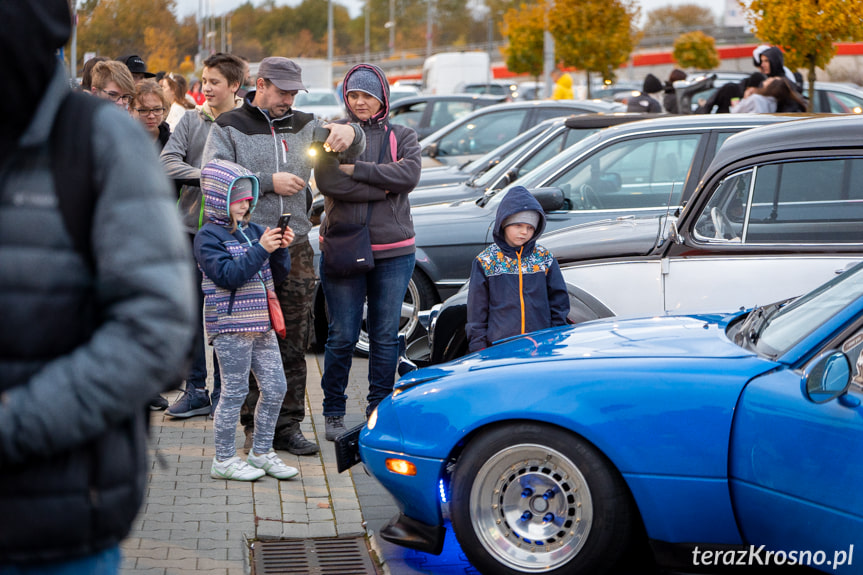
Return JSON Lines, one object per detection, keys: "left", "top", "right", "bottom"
{"left": 803, "top": 350, "right": 851, "bottom": 404}
{"left": 531, "top": 187, "right": 564, "bottom": 212}
{"left": 425, "top": 142, "right": 439, "bottom": 159}
{"left": 502, "top": 168, "right": 518, "bottom": 186}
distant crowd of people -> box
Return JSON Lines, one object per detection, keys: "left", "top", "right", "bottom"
{"left": 549, "top": 44, "right": 807, "bottom": 115}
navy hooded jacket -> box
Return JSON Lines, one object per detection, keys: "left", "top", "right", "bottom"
{"left": 466, "top": 186, "right": 569, "bottom": 352}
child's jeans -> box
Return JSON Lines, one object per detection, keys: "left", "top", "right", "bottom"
{"left": 212, "top": 331, "right": 286, "bottom": 460}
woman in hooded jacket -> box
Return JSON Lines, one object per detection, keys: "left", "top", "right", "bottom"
{"left": 313, "top": 64, "right": 422, "bottom": 440}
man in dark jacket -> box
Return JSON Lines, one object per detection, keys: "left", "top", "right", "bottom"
{"left": 203, "top": 57, "right": 365, "bottom": 455}
{"left": 0, "top": 0, "right": 195, "bottom": 570}
{"left": 626, "top": 73, "right": 663, "bottom": 113}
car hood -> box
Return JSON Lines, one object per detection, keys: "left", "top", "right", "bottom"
{"left": 397, "top": 311, "right": 757, "bottom": 391}
{"left": 411, "top": 199, "right": 493, "bottom": 240}
{"left": 544, "top": 214, "right": 668, "bottom": 265}
{"left": 374, "top": 311, "right": 778, "bottom": 479}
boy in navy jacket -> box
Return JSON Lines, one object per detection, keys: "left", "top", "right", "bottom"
{"left": 466, "top": 186, "right": 570, "bottom": 352}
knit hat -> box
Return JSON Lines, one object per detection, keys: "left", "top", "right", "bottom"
{"left": 642, "top": 73, "right": 663, "bottom": 94}
{"left": 503, "top": 210, "right": 540, "bottom": 230}
{"left": 230, "top": 178, "right": 254, "bottom": 205}
{"left": 345, "top": 67, "right": 385, "bottom": 104}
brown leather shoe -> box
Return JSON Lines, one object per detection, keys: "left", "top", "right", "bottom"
{"left": 273, "top": 430, "right": 319, "bottom": 456}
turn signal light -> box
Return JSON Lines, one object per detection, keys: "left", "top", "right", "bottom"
{"left": 385, "top": 458, "right": 417, "bottom": 476}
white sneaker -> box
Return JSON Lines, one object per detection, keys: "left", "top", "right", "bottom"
{"left": 210, "top": 456, "right": 266, "bottom": 481}
{"left": 248, "top": 450, "right": 299, "bottom": 480}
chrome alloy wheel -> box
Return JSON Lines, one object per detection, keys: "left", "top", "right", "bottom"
{"left": 469, "top": 443, "right": 593, "bottom": 572}
{"left": 355, "top": 277, "right": 420, "bottom": 355}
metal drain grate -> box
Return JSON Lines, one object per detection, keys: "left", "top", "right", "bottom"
{"left": 252, "top": 537, "right": 378, "bottom": 575}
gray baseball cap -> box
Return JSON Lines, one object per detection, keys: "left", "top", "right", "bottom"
{"left": 258, "top": 57, "right": 307, "bottom": 92}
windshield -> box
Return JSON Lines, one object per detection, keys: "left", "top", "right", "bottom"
{"left": 459, "top": 121, "right": 554, "bottom": 177}
{"left": 481, "top": 131, "right": 604, "bottom": 209}
{"left": 753, "top": 264, "right": 863, "bottom": 357}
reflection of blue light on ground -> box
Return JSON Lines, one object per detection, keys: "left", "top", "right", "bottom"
{"left": 400, "top": 520, "right": 481, "bottom": 574}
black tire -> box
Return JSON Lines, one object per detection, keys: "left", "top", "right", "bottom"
{"left": 313, "top": 268, "right": 438, "bottom": 356}
{"left": 450, "top": 423, "right": 633, "bottom": 575}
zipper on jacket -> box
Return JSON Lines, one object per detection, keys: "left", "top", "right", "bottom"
{"left": 270, "top": 125, "right": 281, "bottom": 168}
{"left": 517, "top": 247, "right": 525, "bottom": 334}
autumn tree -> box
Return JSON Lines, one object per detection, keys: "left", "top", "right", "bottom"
{"left": 547, "top": 0, "right": 641, "bottom": 97}
{"left": 77, "top": 0, "right": 180, "bottom": 68}
{"left": 643, "top": 4, "right": 715, "bottom": 35}
{"left": 673, "top": 30, "right": 720, "bottom": 70}
{"left": 743, "top": 0, "right": 863, "bottom": 111}
{"left": 501, "top": 3, "right": 545, "bottom": 81}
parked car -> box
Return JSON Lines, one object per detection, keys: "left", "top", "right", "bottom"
{"left": 409, "top": 113, "right": 654, "bottom": 208}
{"left": 347, "top": 259, "right": 863, "bottom": 575}
{"left": 419, "top": 99, "right": 624, "bottom": 168}
{"left": 418, "top": 114, "right": 863, "bottom": 365}
{"left": 457, "top": 80, "right": 519, "bottom": 101}
{"left": 312, "top": 114, "right": 795, "bottom": 354}
{"left": 389, "top": 94, "right": 506, "bottom": 140}
{"left": 388, "top": 85, "right": 420, "bottom": 104}
{"left": 293, "top": 87, "right": 345, "bottom": 121}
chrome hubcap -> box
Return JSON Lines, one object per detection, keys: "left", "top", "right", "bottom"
{"left": 469, "top": 443, "right": 593, "bottom": 572}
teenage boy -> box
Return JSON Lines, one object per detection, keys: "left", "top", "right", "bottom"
{"left": 160, "top": 52, "right": 246, "bottom": 418}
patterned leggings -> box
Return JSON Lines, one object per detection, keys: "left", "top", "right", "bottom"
{"left": 212, "top": 331, "right": 287, "bottom": 460}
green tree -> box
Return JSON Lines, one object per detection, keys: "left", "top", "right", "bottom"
{"left": 643, "top": 4, "right": 715, "bottom": 35}
{"left": 501, "top": 3, "right": 545, "bottom": 81}
{"left": 547, "top": 0, "right": 641, "bottom": 96}
{"left": 673, "top": 30, "right": 720, "bottom": 70}
{"left": 743, "top": 0, "right": 863, "bottom": 111}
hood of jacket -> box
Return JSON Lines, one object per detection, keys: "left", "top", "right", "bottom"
{"left": 201, "top": 159, "right": 259, "bottom": 227}
{"left": 492, "top": 185, "right": 546, "bottom": 256}
{"left": 0, "top": 0, "right": 71, "bottom": 159}
{"left": 342, "top": 63, "right": 391, "bottom": 125}
{"left": 555, "top": 72, "right": 573, "bottom": 90}
{"left": 760, "top": 46, "right": 786, "bottom": 78}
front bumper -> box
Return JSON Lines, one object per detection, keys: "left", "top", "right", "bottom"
{"left": 359, "top": 444, "right": 448, "bottom": 537}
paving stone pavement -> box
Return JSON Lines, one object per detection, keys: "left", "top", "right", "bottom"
{"left": 122, "top": 351, "right": 478, "bottom": 575}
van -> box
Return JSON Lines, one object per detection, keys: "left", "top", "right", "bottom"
{"left": 422, "top": 52, "right": 490, "bottom": 95}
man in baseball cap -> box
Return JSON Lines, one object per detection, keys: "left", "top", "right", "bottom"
{"left": 118, "top": 54, "right": 156, "bottom": 82}
{"left": 257, "top": 57, "right": 307, "bottom": 92}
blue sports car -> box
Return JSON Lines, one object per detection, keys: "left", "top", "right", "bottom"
{"left": 349, "top": 263, "right": 863, "bottom": 574}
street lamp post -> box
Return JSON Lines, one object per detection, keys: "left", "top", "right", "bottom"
{"left": 388, "top": 0, "right": 395, "bottom": 57}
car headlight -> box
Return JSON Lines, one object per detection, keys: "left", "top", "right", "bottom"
{"left": 367, "top": 406, "right": 378, "bottom": 430}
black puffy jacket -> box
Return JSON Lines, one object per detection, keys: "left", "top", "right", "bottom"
{"left": 0, "top": 65, "right": 195, "bottom": 564}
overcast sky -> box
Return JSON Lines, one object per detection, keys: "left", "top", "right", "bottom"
{"left": 173, "top": 0, "right": 726, "bottom": 25}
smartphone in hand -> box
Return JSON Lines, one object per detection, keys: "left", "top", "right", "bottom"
{"left": 277, "top": 213, "right": 291, "bottom": 234}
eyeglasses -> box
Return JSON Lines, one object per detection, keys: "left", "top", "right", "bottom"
{"left": 134, "top": 107, "right": 166, "bottom": 116}
{"left": 95, "top": 89, "right": 132, "bottom": 105}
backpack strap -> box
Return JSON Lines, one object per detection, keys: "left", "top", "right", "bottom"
{"left": 50, "top": 92, "right": 105, "bottom": 270}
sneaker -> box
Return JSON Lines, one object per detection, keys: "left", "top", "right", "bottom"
{"left": 248, "top": 450, "right": 299, "bottom": 480}
{"left": 325, "top": 415, "right": 347, "bottom": 441}
{"left": 243, "top": 428, "right": 254, "bottom": 455}
{"left": 166, "top": 387, "right": 211, "bottom": 418}
{"left": 273, "top": 430, "right": 320, "bottom": 456}
{"left": 148, "top": 395, "right": 169, "bottom": 411}
{"left": 210, "top": 456, "right": 265, "bottom": 481}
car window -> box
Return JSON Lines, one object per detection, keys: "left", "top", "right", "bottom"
{"left": 533, "top": 107, "right": 579, "bottom": 123}
{"left": 429, "top": 101, "right": 477, "bottom": 131}
{"left": 693, "top": 158, "right": 863, "bottom": 244}
{"left": 435, "top": 109, "right": 527, "bottom": 157}
{"left": 390, "top": 101, "right": 426, "bottom": 130}
{"left": 548, "top": 134, "right": 700, "bottom": 211}
{"left": 823, "top": 90, "right": 863, "bottom": 114}
{"left": 518, "top": 131, "right": 568, "bottom": 175}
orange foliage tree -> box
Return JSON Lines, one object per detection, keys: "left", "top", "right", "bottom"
{"left": 673, "top": 30, "right": 720, "bottom": 70}
{"left": 501, "top": 3, "right": 546, "bottom": 81}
